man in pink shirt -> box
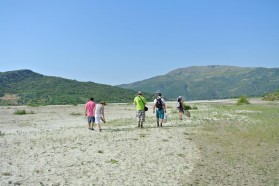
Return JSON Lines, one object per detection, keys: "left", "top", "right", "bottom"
{"left": 85, "top": 97, "right": 96, "bottom": 130}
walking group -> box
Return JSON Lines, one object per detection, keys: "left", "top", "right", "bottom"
{"left": 134, "top": 91, "right": 186, "bottom": 128}
{"left": 85, "top": 91, "right": 187, "bottom": 131}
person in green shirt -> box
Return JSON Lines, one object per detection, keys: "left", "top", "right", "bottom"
{"left": 134, "top": 91, "right": 147, "bottom": 128}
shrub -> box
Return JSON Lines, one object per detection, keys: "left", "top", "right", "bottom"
{"left": 0, "top": 131, "right": 5, "bottom": 137}
{"left": 14, "top": 110, "right": 27, "bottom": 115}
{"left": 237, "top": 95, "right": 250, "bottom": 105}
{"left": 14, "top": 110, "right": 35, "bottom": 115}
{"left": 183, "top": 103, "right": 192, "bottom": 110}
{"left": 262, "top": 90, "right": 279, "bottom": 101}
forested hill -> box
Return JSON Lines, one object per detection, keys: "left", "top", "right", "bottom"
{"left": 0, "top": 70, "right": 152, "bottom": 106}
{"left": 118, "top": 65, "right": 279, "bottom": 100}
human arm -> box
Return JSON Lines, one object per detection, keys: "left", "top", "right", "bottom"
{"left": 153, "top": 99, "right": 156, "bottom": 113}
{"left": 101, "top": 106, "right": 106, "bottom": 123}
{"left": 162, "top": 98, "right": 167, "bottom": 113}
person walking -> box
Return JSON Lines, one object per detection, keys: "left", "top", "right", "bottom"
{"left": 177, "top": 96, "right": 184, "bottom": 120}
{"left": 94, "top": 101, "right": 107, "bottom": 132}
{"left": 85, "top": 97, "right": 96, "bottom": 130}
{"left": 134, "top": 91, "right": 147, "bottom": 128}
{"left": 153, "top": 92, "right": 166, "bottom": 127}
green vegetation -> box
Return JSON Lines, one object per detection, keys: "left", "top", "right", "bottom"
{"left": 0, "top": 70, "right": 153, "bottom": 106}
{"left": 0, "top": 131, "right": 5, "bottom": 137}
{"left": 190, "top": 103, "right": 279, "bottom": 185}
{"left": 14, "top": 109, "right": 35, "bottom": 115}
{"left": 2, "top": 172, "right": 12, "bottom": 176}
{"left": 182, "top": 103, "right": 198, "bottom": 110}
{"left": 70, "top": 112, "right": 82, "bottom": 116}
{"left": 119, "top": 65, "right": 279, "bottom": 100}
{"left": 236, "top": 95, "right": 250, "bottom": 105}
{"left": 106, "top": 159, "right": 118, "bottom": 164}
{"left": 262, "top": 89, "right": 279, "bottom": 101}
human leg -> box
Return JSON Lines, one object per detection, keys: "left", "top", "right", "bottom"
{"left": 137, "top": 110, "right": 145, "bottom": 128}
{"left": 179, "top": 112, "right": 182, "bottom": 120}
{"left": 88, "top": 116, "right": 94, "bottom": 129}
{"left": 158, "top": 109, "right": 164, "bottom": 127}
{"left": 156, "top": 109, "right": 160, "bottom": 127}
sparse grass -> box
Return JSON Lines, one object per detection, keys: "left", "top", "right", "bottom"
{"left": 106, "top": 159, "right": 118, "bottom": 164}
{"left": 108, "top": 118, "right": 133, "bottom": 127}
{"left": 70, "top": 112, "right": 82, "bottom": 116}
{"left": 14, "top": 109, "right": 27, "bottom": 115}
{"left": 2, "top": 172, "right": 12, "bottom": 176}
{"left": 189, "top": 103, "right": 279, "bottom": 185}
{"left": 109, "top": 116, "right": 156, "bottom": 127}
{"left": 139, "top": 134, "right": 146, "bottom": 138}
{"left": 14, "top": 109, "right": 35, "bottom": 115}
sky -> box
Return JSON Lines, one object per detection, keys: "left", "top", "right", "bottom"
{"left": 1, "top": 0, "right": 279, "bottom": 85}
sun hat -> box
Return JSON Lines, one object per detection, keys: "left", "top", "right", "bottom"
{"left": 100, "top": 101, "right": 107, "bottom": 105}
{"left": 137, "top": 91, "right": 142, "bottom": 95}
{"left": 177, "top": 96, "right": 183, "bottom": 101}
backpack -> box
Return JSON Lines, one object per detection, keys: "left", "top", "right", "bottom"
{"left": 156, "top": 97, "right": 163, "bottom": 109}
{"left": 176, "top": 101, "right": 180, "bottom": 108}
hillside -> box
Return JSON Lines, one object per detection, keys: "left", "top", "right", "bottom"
{"left": 0, "top": 70, "right": 153, "bottom": 106}
{"left": 118, "top": 65, "right": 279, "bottom": 100}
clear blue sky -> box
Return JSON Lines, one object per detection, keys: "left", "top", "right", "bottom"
{"left": 1, "top": 0, "right": 278, "bottom": 85}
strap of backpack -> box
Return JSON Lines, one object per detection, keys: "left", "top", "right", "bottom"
{"left": 138, "top": 96, "right": 145, "bottom": 106}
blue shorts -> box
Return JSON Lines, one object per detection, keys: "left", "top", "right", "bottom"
{"left": 87, "top": 116, "right": 95, "bottom": 123}
{"left": 156, "top": 108, "right": 165, "bottom": 119}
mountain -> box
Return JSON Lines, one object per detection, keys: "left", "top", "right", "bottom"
{"left": 118, "top": 65, "right": 279, "bottom": 100}
{"left": 0, "top": 70, "right": 153, "bottom": 106}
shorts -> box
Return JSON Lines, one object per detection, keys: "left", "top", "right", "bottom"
{"left": 87, "top": 116, "right": 95, "bottom": 123}
{"left": 95, "top": 114, "right": 103, "bottom": 124}
{"left": 136, "top": 110, "right": 145, "bottom": 122}
{"left": 156, "top": 108, "right": 165, "bottom": 119}
{"left": 178, "top": 107, "right": 184, "bottom": 113}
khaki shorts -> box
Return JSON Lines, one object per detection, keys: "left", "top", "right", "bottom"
{"left": 136, "top": 110, "right": 145, "bottom": 122}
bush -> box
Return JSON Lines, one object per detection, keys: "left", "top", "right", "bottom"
{"left": 14, "top": 110, "right": 35, "bottom": 115}
{"left": 237, "top": 95, "right": 250, "bottom": 105}
{"left": 192, "top": 105, "right": 198, "bottom": 110}
{"left": 183, "top": 103, "right": 192, "bottom": 110}
{"left": 14, "top": 110, "right": 27, "bottom": 115}
{"left": 262, "top": 90, "right": 279, "bottom": 101}
{"left": 0, "top": 131, "right": 5, "bottom": 137}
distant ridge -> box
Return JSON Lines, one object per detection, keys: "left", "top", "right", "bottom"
{"left": 118, "top": 65, "right": 279, "bottom": 100}
{"left": 0, "top": 70, "right": 153, "bottom": 106}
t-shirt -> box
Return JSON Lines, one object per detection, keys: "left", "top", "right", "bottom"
{"left": 85, "top": 101, "right": 96, "bottom": 116}
{"left": 134, "top": 96, "right": 146, "bottom": 111}
{"left": 95, "top": 104, "right": 104, "bottom": 115}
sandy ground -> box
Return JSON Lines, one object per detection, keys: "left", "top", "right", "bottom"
{"left": 0, "top": 102, "right": 199, "bottom": 186}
